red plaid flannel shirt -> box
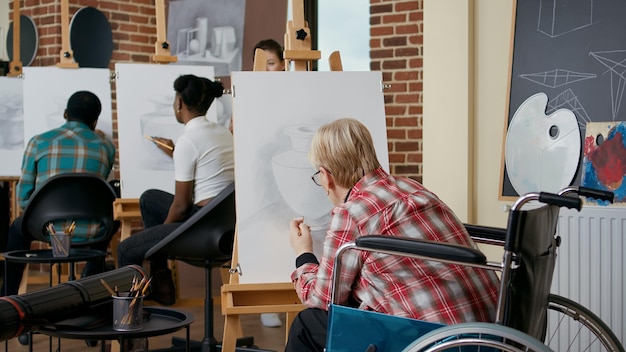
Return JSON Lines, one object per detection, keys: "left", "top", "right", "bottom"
{"left": 291, "top": 168, "right": 500, "bottom": 325}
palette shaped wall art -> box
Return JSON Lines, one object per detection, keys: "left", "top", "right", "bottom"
{"left": 232, "top": 71, "right": 389, "bottom": 284}
{"left": 582, "top": 121, "right": 626, "bottom": 204}
{"left": 505, "top": 92, "right": 581, "bottom": 196}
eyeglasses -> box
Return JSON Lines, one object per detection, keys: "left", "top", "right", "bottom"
{"left": 311, "top": 170, "right": 322, "bottom": 186}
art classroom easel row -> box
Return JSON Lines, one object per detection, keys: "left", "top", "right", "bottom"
{"left": 3, "top": 0, "right": 339, "bottom": 350}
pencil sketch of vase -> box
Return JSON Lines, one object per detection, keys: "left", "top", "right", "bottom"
{"left": 45, "top": 100, "right": 66, "bottom": 130}
{"left": 272, "top": 124, "right": 332, "bottom": 231}
{"left": 0, "top": 93, "right": 24, "bottom": 150}
{"left": 140, "top": 95, "right": 183, "bottom": 170}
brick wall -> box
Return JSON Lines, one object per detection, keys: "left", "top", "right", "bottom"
{"left": 19, "top": 0, "right": 157, "bottom": 67}
{"left": 13, "top": 0, "right": 424, "bottom": 182}
{"left": 370, "top": 0, "right": 423, "bottom": 182}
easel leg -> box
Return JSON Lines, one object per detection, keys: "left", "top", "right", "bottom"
{"left": 285, "top": 312, "right": 296, "bottom": 344}
{"left": 221, "top": 314, "right": 241, "bottom": 352}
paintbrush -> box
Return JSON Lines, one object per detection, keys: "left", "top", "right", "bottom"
{"left": 100, "top": 279, "right": 116, "bottom": 296}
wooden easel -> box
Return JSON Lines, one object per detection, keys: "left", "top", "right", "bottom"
{"left": 4, "top": 0, "right": 25, "bottom": 219}
{"left": 220, "top": 1, "right": 343, "bottom": 350}
{"left": 56, "top": 0, "right": 78, "bottom": 68}
{"left": 111, "top": 0, "right": 176, "bottom": 252}
{"left": 152, "top": 0, "right": 177, "bottom": 63}
{"left": 109, "top": 0, "right": 180, "bottom": 307}
{"left": 109, "top": 2, "right": 175, "bottom": 351}
{"left": 7, "top": 0, "right": 22, "bottom": 76}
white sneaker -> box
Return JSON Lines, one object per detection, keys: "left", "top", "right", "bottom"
{"left": 260, "top": 313, "right": 282, "bottom": 328}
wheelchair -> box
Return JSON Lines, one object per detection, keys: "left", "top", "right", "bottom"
{"left": 325, "top": 186, "right": 624, "bottom": 352}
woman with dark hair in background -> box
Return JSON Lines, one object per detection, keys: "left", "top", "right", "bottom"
{"left": 117, "top": 75, "right": 234, "bottom": 306}
{"left": 254, "top": 38, "right": 285, "bottom": 71}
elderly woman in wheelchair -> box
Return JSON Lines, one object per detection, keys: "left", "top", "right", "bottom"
{"left": 284, "top": 118, "right": 501, "bottom": 352}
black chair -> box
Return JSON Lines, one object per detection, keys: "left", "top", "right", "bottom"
{"left": 146, "top": 182, "right": 258, "bottom": 352}
{"left": 20, "top": 172, "right": 118, "bottom": 280}
{"left": 9, "top": 172, "right": 117, "bottom": 347}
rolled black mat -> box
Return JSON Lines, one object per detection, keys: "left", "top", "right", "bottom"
{"left": 0, "top": 265, "right": 146, "bottom": 341}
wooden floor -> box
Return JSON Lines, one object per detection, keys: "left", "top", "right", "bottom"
{"left": 2, "top": 262, "right": 287, "bottom": 352}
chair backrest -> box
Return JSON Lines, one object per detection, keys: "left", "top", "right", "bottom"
{"left": 504, "top": 203, "right": 561, "bottom": 340}
{"left": 145, "top": 182, "right": 236, "bottom": 266}
{"left": 21, "top": 172, "right": 117, "bottom": 246}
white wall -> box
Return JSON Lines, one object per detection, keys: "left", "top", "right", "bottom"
{"left": 424, "top": 0, "right": 514, "bottom": 228}
{"left": 423, "top": 0, "right": 474, "bottom": 222}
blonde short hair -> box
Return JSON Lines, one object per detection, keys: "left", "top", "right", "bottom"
{"left": 309, "top": 118, "right": 381, "bottom": 188}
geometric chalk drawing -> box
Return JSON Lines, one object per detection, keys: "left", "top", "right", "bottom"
{"left": 590, "top": 50, "right": 626, "bottom": 121}
{"left": 537, "top": 0, "right": 594, "bottom": 38}
{"left": 546, "top": 88, "right": 592, "bottom": 130}
{"left": 520, "top": 69, "right": 596, "bottom": 88}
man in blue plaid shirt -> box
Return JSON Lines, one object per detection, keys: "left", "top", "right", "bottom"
{"left": 1, "top": 91, "right": 115, "bottom": 296}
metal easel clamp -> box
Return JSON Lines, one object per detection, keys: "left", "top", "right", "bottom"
{"left": 229, "top": 263, "right": 242, "bottom": 276}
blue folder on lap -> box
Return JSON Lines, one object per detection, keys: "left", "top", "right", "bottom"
{"left": 326, "top": 304, "right": 443, "bottom": 352}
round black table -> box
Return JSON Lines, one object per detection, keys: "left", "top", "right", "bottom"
{"left": 3, "top": 248, "right": 106, "bottom": 285}
{"left": 37, "top": 307, "right": 194, "bottom": 352}
{"left": 3, "top": 248, "right": 107, "bottom": 351}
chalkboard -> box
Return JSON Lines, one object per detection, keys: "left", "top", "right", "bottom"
{"left": 501, "top": 0, "right": 626, "bottom": 198}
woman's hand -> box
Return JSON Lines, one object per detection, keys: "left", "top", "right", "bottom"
{"left": 289, "top": 217, "right": 313, "bottom": 256}
{"left": 152, "top": 137, "right": 174, "bottom": 158}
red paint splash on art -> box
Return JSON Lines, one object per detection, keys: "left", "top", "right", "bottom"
{"left": 588, "top": 131, "right": 626, "bottom": 190}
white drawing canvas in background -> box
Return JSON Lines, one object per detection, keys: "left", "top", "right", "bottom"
{"left": 22, "top": 67, "right": 113, "bottom": 143}
{"left": 167, "top": 0, "right": 245, "bottom": 77}
{"left": 232, "top": 71, "right": 389, "bottom": 284}
{"left": 24, "top": 66, "right": 113, "bottom": 142}
{"left": 115, "top": 63, "right": 218, "bottom": 198}
{"left": 0, "top": 76, "right": 24, "bottom": 176}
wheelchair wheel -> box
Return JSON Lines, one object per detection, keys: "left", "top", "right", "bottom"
{"left": 401, "top": 322, "right": 552, "bottom": 352}
{"left": 546, "top": 294, "right": 624, "bottom": 352}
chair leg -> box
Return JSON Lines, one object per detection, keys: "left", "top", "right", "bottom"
{"left": 149, "top": 263, "right": 267, "bottom": 352}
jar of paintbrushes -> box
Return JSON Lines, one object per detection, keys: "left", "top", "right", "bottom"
{"left": 102, "top": 275, "right": 152, "bottom": 331}
{"left": 46, "top": 221, "right": 75, "bottom": 257}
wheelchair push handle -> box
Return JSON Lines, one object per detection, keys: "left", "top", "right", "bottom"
{"left": 538, "top": 192, "right": 582, "bottom": 210}
{"left": 559, "top": 186, "right": 615, "bottom": 203}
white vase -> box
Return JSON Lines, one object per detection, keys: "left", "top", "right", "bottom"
{"left": 139, "top": 96, "right": 183, "bottom": 170}
{"left": 272, "top": 125, "right": 331, "bottom": 229}
{"left": 195, "top": 17, "right": 208, "bottom": 56}
{"left": 0, "top": 95, "right": 23, "bottom": 149}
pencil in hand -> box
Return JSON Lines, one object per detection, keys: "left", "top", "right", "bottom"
{"left": 143, "top": 135, "right": 173, "bottom": 151}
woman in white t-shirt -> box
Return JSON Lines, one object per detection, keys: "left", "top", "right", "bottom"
{"left": 117, "top": 74, "right": 234, "bottom": 305}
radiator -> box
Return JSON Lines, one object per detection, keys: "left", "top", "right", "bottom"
{"left": 553, "top": 205, "right": 625, "bottom": 348}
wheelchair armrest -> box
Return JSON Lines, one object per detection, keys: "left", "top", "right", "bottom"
{"left": 355, "top": 235, "right": 487, "bottom": 265}
{"left": 464, "top": 224, "right": 506, "bottom": 244}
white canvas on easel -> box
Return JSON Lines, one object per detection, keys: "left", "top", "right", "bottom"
{"left": 0, "top": 76, "right": 24, "bottom": 176}
{"left": 232, "top": 71, "right": 389, "bottom": 284}
{"left": 115, "top": 63, "right": 218, "bottom": 198}
{"left": 22, "top": 67, "right": 114, "bottom": 143}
